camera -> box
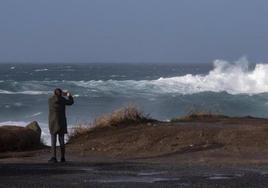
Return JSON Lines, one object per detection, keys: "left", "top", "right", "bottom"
{"left": 62, "top": 91, "right": 68, "bottom": 96}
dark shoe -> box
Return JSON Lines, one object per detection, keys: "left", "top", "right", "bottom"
{"left": 48, "top": 157, "right": 58, "bottom": 163}
{"left": 60, "top": 157, "right": 66, "bottom": 163}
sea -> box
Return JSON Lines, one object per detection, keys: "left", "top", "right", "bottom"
{"left": 1, "top": 57, "right": 268, "bottom": 144}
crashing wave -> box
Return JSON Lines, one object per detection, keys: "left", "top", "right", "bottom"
{"left": 0, "top": 58, "right": 268, "bottom": 95}
{"left": 68, "top": 58, "right": 268, "bottom": 95}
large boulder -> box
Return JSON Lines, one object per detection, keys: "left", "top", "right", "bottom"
{"left": 26, "top": 121, "right": 42, "bottom": 141}
{"left": 0, "top": 122, "right": 43, "bottom": 152}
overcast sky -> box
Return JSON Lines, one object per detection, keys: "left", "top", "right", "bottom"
{"left": 0, "top": 0, "right": 267, "bottom": 63}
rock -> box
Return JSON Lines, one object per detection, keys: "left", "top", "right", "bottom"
{"left": 26, "top": 121, "right": 42, "bottom": 141}
{"left": 0, "top": 125, "right": 42, "bottom": 152}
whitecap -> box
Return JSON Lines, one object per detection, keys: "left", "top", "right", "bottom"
{"left": 0, "top": 121, "right": 27, "bottom": 126}
{"left": 34, "top": 68, "right": 48, "bottom": 72}
{"left": 19, "top": 91, "right": 50, "bottom": 95}
{"left": 28, "top": 112, "right": 42, "bottom": 117}
{"left": 14, "top": 102, "right": 23, "bottom": 107}
{"left": 0, "top": 89, "right": 50, "bottom": 95}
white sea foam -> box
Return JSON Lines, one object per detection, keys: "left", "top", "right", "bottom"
{"left": 152, "top": 57, "right": 268, "bottom": 95}
{"left": 68, "top": 58, "right": 268, "bottom": 95}
{"left": 0, "top": 90, "right": 50, "bottom": 95}
{"left": 28, "top": 112, "right": 42, "bottom": 117}
{"left": 1, "top": 58, "right": 268, "bottom": 96}
{"left": 14, "top": 102, "right": 23, "bottom": 107}
{"left": 0, "top": 121, "right": 28, "bottom": 126}
{"left": 34, "top": 68, "right": 48, "bottom": 72}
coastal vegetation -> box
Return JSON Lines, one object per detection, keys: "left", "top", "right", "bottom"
{"left": 171, "top": 113, "right": 228, "bottom": 122}
{"left": 69, "top": 105, "right": 155, "bottom": 140}
{"left": 1, "top": 106, "right": 268, "bottom": 164}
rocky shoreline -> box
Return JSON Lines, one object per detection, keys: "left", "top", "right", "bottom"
{"left": 1, "top": 115, "right": 268, "bottom": 187}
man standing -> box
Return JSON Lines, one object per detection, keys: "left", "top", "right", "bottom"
{"left": 48, "top": 88, "right": 74, "bottom": 163}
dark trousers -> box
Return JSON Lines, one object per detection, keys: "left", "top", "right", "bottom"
{"left": 51, "top": 133, "right": 65, "bottom": 159}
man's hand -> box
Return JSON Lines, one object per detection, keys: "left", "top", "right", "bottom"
{"left": 62, "top": 90, "right": 72, "bottom": 97}
{"left": 62, "top": 92, "right": 67, "bottom": 96}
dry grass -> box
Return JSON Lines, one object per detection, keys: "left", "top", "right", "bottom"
{"left": 69, "top": 105, "right": 154, "bottom": 140}
{"left": 93, "top": 105, "right": 151, "bottom": 127}
{"left": 171, "top": 112, "right": 228, "bottom": 122}
{"left": 68, "top": 124, "right": 91, "bottom": 140}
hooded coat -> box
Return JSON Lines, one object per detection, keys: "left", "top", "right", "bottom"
{"left": 48, "top": 95, "right": 74, "bottom": 134}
